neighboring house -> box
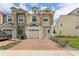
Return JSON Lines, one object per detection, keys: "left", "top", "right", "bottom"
{"left": 0, "top": 7, "right": 54, "bottom": 39}
{"left": 55, "top": 8, "right": 79, "bottom": 37}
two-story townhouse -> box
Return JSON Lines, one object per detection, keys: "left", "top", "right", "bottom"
{"left": 0, "top": 7, "right": 54, "bottom": 39}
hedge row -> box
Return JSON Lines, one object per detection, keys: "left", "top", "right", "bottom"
{"left": 50, "top": 36, "right": 69, "bottom": 47}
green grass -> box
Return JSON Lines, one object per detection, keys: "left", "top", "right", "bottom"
{"left": 0, "top": 41, "right": 21, "bottom": 50}
{"left": 56, "top": 37, "right": 79, "bottom": 49}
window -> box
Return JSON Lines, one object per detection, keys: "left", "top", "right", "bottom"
{"left": 32, "top": 16, "right": 37, "bottom": 22}
{"left": 77, "top": 10, "right": 79, "bottom": 15}
{"left": 60, "top": 24, "right": 62, "bottom": 27}
{"left": 34, "top": 10, "right": 36, "bottom": 13}
{"left": 7, "top": 15, "right": 13, "bottom": 23}
{"left": 18, "top": 15, "right": 24, "bottom": 23}
{"left": 12, "top": 9, "right": 15, "bottom": 13}
{"left": 60, "top": 31, "right": 61, "bottom": 34}
{"left": 43, "top": 16, "right": 48, "bottom": 22}
{"left": 48, "top": 30, "right": 50, "bottom": 33}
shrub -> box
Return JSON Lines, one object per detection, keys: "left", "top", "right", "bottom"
{"left": 50, "top": 36, "right": 69, "bottom": 47}
{"left": 50, "top": 36, "right": 59, "bottom": 43}
{"left": 58, "top": 40, "right": 69, "bottom": 47}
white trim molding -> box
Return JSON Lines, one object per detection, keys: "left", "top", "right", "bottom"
{"left": 18, "top": 15, "right": 24, "bottom": 23}
{"left": 7, "top": 15, "right": 13, "bottom": 23}
{"left": 31, "top": 15, "right": 38, "bottom": 23}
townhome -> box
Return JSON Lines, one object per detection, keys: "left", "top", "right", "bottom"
{"left": 55, "top": 8, "right": 79, "bottom": 37}
{"left": 0, "top": 7, "right": 54, "bottom": 39}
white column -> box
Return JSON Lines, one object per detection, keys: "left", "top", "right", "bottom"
{"left": 13, "top": 29, "right": 17, "bottom": 38}
{"left": 51, "top": 25, "right": 54, "bottom": 36}
{"left": 25, "top": 27, "right": 29, "bottom": 39}
{"left": 26, "top": 26, "right": 29, "bottom": 39}
{"left": 15, "top": 29, "right": 17, "bottom": 38}
{"left": 39, "top": 27, "right": 42, "bottom": 39}
{"left": 12, "top": 29, "right": 14, "bottom": 38}
{"left": 41, "top": 27, "right": 43, "bottom": 39}
{"left": 39, "top": 29, "right": 41, "bottom": 39}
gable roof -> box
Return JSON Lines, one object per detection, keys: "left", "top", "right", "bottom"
{"left": 68, "top": 7, "right": 79, "bottom": 15}
{"left": 0, "top": 23, "right": 14, "bottom": 28}
{"left": 32, "top": 7, "right": 38, "bottom": 10}
{"left": 10, "top": 7, "right": 17, "bottom": 10}
{"left": 10, "top": 7, "right": 28, "bottom": 14}
{"left": 16, "top": 8, "right": 28, "bottom": 13}
{"left": 40, "top": 8, "right": 54, "bottom": 13}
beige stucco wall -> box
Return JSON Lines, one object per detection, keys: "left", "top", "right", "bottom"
{"left": 26, "top": 12, "right": 54, "bottom": 27}
{"left": 75, "top": 16, "right": 79, "bottom": 37}
{"left": 0, "top": 14, "right": 3, "bottom": 25}
{"left": 55, "top": 15, "right": 76, "bottom": 36}
{"left": 26, "top": 14, "right": 40, "bottom": 25}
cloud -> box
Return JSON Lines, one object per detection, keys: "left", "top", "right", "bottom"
{"left": 0, "top": 3, "right": 16, "bottom": 13}
{"left": 52, "top": 6, "right": 55, "bottom": 11}
{"left": 40, "top": 6, "right": 48, "bottom": 10}
{"left": 0, "top": 3, "right": 15, "bottom": 9}
{"left": 29, "top": 10, "right": 33, "bottom": 14}
{"left": 54, "top": 3, "right": 79, "bottom": 25}
{"left": 30, "top": 3, "right": 38, "bottom": 7}
{"left": 19, "top": 3, "right": 29, "bottom": 11}
{"left": 0, "top": 3, "right": 30, "bottom": 13}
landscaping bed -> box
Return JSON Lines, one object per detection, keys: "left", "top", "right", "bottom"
{"left": 51, "top": 36, "right": 79, "bottom": 49}
{"left": 0, "top": 41, "right": 21, "bottom": 50}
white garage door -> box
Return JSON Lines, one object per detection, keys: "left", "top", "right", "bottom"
{"left": 29, "top": 29, "right": 39, "bottom": 39}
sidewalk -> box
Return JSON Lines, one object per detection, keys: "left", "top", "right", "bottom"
{"left": 0, "top": 50, "right": 79, "bottom": 56}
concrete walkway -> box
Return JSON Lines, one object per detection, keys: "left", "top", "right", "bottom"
{"left": 9, "top": 39, "right": 65, "bottom": 50}
{"left": 0, "top": 50, "right": 79, "bottom": 56}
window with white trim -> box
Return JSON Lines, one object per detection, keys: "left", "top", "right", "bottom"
{"left": 7, "top": 15, "right": 13, "bottom": 23}
{"left": 32, "top": 16, "right": 37, "bottom": 22}
{"left": 34, "top": 9, "right": 36, "bottom": 14}
{"left": 77, "top": 10, "right": 79, "bottom": 15}
{"left": 12, "top": 9, "right": 15, "bottom": 13}
{"left": 18, "top": 15, "right": 24, "bottom": 23}
{"left": 43, "top": 16, "right": 48, "bottom": 22}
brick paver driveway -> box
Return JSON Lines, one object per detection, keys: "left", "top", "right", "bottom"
{"left": 9, "top": 39, "right": 66, "bottom": 50}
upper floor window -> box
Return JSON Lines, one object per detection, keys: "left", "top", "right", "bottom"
{"left": 77, "top": 10, "right": 79, "bottom": 15}
{"left": 43, "top": 16, "right": 48, "bottom": 22}
{"left": 7, "top": 15, "right": 13, "bottom": 23}
{"left": 18, "top": 15, "right": 24, "bottom": 23}
{"left": 32, "top": 16, "right": 37, "bottom": 22}
{"left": 12, "top": 9, "right": 15, "bottom": 13}
{"left": 34, "top": 10, "right": 36, "bottom": 13}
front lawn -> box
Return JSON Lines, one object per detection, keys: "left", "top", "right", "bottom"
{"left": 55, "top": 37, "right": 79, "bottom": 49}
{"left": 0, "top": 41, "right": 21, "bottom": 50}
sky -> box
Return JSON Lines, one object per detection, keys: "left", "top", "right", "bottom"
{"left": 0, "top": 3, "right": 79, "bottom": 25}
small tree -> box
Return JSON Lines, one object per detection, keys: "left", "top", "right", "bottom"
{"left": 17, "top": 26, "right": 25, "bottom": 39}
